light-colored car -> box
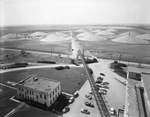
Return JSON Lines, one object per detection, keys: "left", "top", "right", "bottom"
{"left": 89, "top": 90, "right": 93, "bottom": 95}
{"left": 99, "top": 90, "right": 107, "bottom": 95}
{"left": 73, "top": 91, "right": 79, "bottom": 98}
{"left": 85, "top": 102, "right": 94, "bottom": 108}
{"left": 69, "top": 97, "right": 75, "bottom": 103}
{"left": 100, "top": 85, "right": 109, "bottom": 89}
{"left": 81, "top": 109, "right": 90, "bottom": 115}
{"left": 100, "top": 88, "right": 107, "bottom": 92}
{"left": 110, "top": 108, "right": 116, "bottom": 116}
{"left": 85, "top": 94, "right": 92, "bottom": 100}
{"left": 62, "top": 106, "right": 70, "bottom": 113}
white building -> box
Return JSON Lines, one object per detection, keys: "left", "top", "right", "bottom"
{"left": 16, "top": 75, "right": 61, "bottom": 107}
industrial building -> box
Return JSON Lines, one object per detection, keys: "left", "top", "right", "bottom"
{"left": 16, "top": 75, "right": 61, "bottom": 107}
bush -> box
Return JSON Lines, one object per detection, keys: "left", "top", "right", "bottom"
{"left": 118, "top": 63, "right": 127, "bottom": 67}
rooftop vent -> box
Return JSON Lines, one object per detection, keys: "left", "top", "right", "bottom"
{"left": 33, "top": 77, "right": 38, "bottom": 82}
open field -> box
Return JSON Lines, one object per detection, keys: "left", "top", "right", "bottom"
{"left": 0, "top": 39, "right": 71, "bottom": 55}
{"left": 0, "top": 49, "right": 72, "bottom": 64}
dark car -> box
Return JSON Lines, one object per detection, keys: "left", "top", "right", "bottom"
{"left": 97, "top": 77, "right": 103, "bottom": 81}
{"left": 101, "top": 82, "right": 109, "bottom": 85}
{"left": 96, "top": 80, "right": 103, "bottom": 84}
{"left": 81, "top": 109, "right": 90, "bottom": 115}
{"left": 62, "top": 106, "right": 70, "bottom": 113}
{"left": 64, "top": 66, "right": 70, "bottom": 69}
{"left": 85, "top": 102, "right": 94, "bottom": 108}
{"left": 100, "top": 73, "right": 105, "bottom": 76}
{"left": 55, "top": 66, "right": 64, "bottom": 70}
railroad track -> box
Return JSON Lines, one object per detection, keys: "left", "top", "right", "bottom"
{"left": 76, "top": 41, "right": 111, "bottom": 117}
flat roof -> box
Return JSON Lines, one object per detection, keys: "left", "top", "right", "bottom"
{"left": 142, "top": 74, "right": 150, "bottom": 103}
{"left": 129, "top": 72, "right": 141, "bottom": 81}
{"left": 18, "top": 75, "right": 60, "bottom": 93}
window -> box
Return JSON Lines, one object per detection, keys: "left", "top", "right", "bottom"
{"left": 40, "top": 94, "right": 42, "bottom": 98}
{"left": 44, "top": 95, "right": 46, "bottom": 99}
{"left": 36, "top": 95, "right": 38, "bottom": 99}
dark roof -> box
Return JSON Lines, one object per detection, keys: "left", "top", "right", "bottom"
{"left": 129, "top": 72, "right": 141, "bottom": 81}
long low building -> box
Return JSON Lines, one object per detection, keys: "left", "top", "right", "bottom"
{"left": 16, "top": 75, "right": 61, "bottom": 108}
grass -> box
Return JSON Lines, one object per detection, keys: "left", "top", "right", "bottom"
{"left": 0, "top": 67, "right": 87, "bottom": 94}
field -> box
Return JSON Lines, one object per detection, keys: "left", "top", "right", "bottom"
{"left": 1, "top": 25, "right": 150, "bottom": 64}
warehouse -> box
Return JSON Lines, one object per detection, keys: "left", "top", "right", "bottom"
{"left": 16, "top": 75, "right": 61, "bottom": 107}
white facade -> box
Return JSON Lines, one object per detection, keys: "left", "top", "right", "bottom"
{"left": 17, "top": 75, "right": 61, "bottom": 107}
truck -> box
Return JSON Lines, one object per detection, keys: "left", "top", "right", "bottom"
{"left": 118, "top": 109, "right": 124, "bottom": 117}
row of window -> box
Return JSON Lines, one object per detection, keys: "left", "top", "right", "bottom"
{"left": 51, "top": 86, "right": 60, "bottom": 97}
{"left": 18, "top": 87, "right": 34, "bottom": 95}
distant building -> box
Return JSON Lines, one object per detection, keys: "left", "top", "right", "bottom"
{"left": 16, "top": 75, "right": 61, "bottom": 107}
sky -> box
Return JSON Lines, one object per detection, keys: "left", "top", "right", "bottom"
{"left": 0, "top": 0, "right": 150, "bottom": 26}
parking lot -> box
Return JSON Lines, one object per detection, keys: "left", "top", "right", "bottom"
{"left": 63, "top": 59, "right": 126, "bottom": 117}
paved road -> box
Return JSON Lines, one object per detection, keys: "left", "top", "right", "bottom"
{"left": 0, "top": 63, "right": 77, "bottom": 74}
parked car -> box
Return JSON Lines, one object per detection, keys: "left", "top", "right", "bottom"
{"left": 55, "top": 66, "right": 64, "bottom": 70}
{"left": 97, "top": 77, "right": 103, "bottom": 81}
{"left": 85, "top": 94, "right": 92, "bottom": 100}
{"left": 96, "top": 79, "right": 103, "bottom": 84}
{"left": 99, "top": 88, "right": 107, "bottom": 93}
{"left": 62, "top": 106, "right": 70, "bottom": 113}
{"left": 100, "top": 73, "right": 105, "bottom": 76}
{"left": 89, "top": 91, "right": 93, "bottom": 95}
{"left": 99, "top": 90, "right": 107, "bottom": 95}
{"left": 64, "top": 66, "right": 70, "bottom": 69}
{"left": 101, "top": 82, "right": 109, "bottom": 85}
{"left": 110, "top": 108, "right": 116, "bottom": 116}
{"left": 73, "top": 91, "right": 79, "bottom": 98}
{"left": 85, "top": 102, "right": 94, "bottom": 108}
{"left": 100, "top": 85, "right": 109, "bottom": 89}
{"left": 69, "top": 97, "right": 75, "bottom": 103}
{"left": 81, "top": 109, "right": 90, "bottom": 115}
